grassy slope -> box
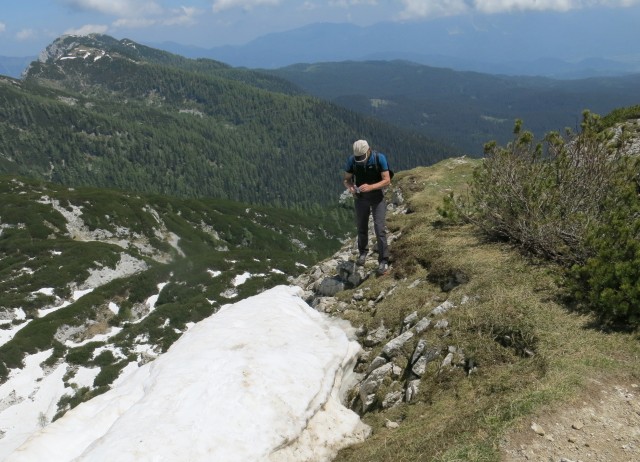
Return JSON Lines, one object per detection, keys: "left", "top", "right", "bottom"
{"left": 334, "top": 158, "right": 640, "bottom": 461}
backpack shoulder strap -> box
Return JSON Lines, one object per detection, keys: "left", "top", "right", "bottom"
{"left": 373, "top": 151, "right": 394, "bottom": 180}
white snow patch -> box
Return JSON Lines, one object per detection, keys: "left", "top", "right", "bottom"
{"left": 4, "top": 285, "right": 369, "bottom": 462}
{"left": 232, "top": 272, "right": 252, "bottom": 287}
{"left": 0, "top": 319, "right": 31, "bottom": 347}
{"left": 68, "top": 367, "right": 100, "bottom": 389}
{"left": 38, "top": 301, "right": 72, "bottom": 318}
{"left": 32, "top": 288, "right": 54, "bottom": 296}
{"left": 220, "top": 288, "right": 238, "bottom": 299}
{"left": 37, "top": 288, "right": 92, "bottom": 318}
{"left": 146, "top": 282, "right": 168, "bottom": 312}
{"left": 72, "top": 289, "right": 94, "bottom": 301}
{"left": 108, "top": 302, "right": 119, "bottom": 315}
{"left": 91, "top": 346, "right": 126, "bottom": 361}
{"left": 0, "top": 350, "right": 68, "bottom": 460}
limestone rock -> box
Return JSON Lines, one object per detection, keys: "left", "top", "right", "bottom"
{"left": 364, "top": 323, "right": 390, "bottom": 347}
{"left": 381, "top": 331, "right": 414, "bottom": 359}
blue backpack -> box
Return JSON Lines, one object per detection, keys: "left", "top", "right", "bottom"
{"left": 351, "top": 151, "right": 394, "bottom": 180}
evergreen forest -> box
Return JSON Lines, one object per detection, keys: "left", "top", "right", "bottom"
{"left": 0, "top": 35, "right": 458, "bottom": 210}
{"left": 267, "top": 60, "right": 640, "bottom": 154}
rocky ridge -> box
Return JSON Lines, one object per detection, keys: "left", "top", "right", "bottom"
{"left": 292, "top": 189, "right": 474, "bottom": 420}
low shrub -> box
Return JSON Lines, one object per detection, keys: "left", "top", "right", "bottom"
{"left": 447, "top": 109, "right": 640, "bottom": 325}
{"left": 566, "top": 175, "right": 640, "bottom": 326}
{"left": 93, "top": 363, "right": 123, "bottom": 387}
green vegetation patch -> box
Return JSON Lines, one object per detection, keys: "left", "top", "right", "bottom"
{"left": 334, "top": 156, "right": 640, "bottom": 462}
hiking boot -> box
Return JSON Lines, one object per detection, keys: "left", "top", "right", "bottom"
{"left": 376, "top": 260, "right": 389, "bottom": 276}
{"left": 356, "top": 252, "right": 367, "bottom": 266}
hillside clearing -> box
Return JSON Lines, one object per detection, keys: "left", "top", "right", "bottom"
{"left": 333, "top": 157, "right": 640, "bottom": 461}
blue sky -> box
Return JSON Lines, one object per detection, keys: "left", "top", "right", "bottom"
{"left": 1, "top": 0, "right": 640, "bottom": 57}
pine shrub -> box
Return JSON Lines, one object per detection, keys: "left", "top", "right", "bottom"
{"left": 566, "top": 167, "right": 640, "bottom": 326}
{"left": 457, "top": 113, "right": 630, "bottom": 266}
{"left": 447, "top": 109, "right": 640, "bottom": 325}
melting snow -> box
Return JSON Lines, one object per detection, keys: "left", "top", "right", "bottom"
{"left": 3, "top": 285, "right": 369, "bottom": 461}
{"left": 232, "top": 272, "right": 252, "bottom": 286}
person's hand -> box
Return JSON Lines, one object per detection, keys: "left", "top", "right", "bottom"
{"left": 358, "top": 183, "right": 371, "bottom": 193}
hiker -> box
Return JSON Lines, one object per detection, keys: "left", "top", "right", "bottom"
{"left": 343, "top": 139, "right": 391, "bottom": 276}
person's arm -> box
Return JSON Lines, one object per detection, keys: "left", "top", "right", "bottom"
{"left": 357, "top": 171, "right": 391, "bottom": 193}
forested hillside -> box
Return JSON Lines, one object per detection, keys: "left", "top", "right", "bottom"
{"left": 267, "top": 60, "right": 640, "bottom": 154}
{"left": 0, "top": 174, "right": 350, "bottom": 383}
{"left": 0, "top": 35, "right": 459, "bottom": 209}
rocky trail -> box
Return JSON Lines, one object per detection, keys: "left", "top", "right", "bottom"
{"left": 501, "top": 378, "right": 640, "bottom": 462}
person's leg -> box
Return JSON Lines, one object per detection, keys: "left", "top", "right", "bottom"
{"left": 355, "top": 198, "right": 371, "bottom": 256}
{"left": 371, "top": 198, "right": 389, "bottom": 263}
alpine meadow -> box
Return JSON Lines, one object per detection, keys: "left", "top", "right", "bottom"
{"left": 1, "top": 32, "right": 640, "bottom": 462}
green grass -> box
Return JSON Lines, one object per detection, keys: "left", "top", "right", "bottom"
{"left": 334, "top": 157, "right": 640, "bottom": 461}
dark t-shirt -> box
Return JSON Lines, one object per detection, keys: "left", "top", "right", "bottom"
{"left": 344, "top": 151, "right": 390, "bottom": 187}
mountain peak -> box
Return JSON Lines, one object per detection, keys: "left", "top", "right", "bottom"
{"left": 28, "top": 34, "right": 232, "bottom": 80}
{"left": 38, "top": 34, "right": 120, "bottom": 64}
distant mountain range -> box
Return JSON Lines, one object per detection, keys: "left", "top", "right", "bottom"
{"left": 266, "top": 60, "right": 640, "bottom": 153}
{"left": 3, "top": 10, "right": 640, "bottom": 80}
{"left": 151, "top": 14, "right": 640, "bottom": 79}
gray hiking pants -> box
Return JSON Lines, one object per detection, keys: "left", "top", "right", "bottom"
{"left": 355, "top": 192, "right": 389, "bottom": 263}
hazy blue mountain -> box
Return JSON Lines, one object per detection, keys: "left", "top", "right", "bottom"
{"left": 265, "top": 60, "right": 640, "bottom": 153}
{"left": 153, "top": 10, "right": 640, "bottom": 78}
{"left": 0, "top": 55, "right": 35, "bottom": 78}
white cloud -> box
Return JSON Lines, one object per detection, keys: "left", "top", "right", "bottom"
{"left": 113, "top": 18, "right": 157, "bottom": 28}
{"left": 398, "top": 0, "right": 469, "bottom": 19}
{"left": 16, "top": 29, "right": 36, "bottom": 41}
{"left": 398, "top": 0, "right": 640, "bottom": 19}
{"left": 65, "top": 1, "right": 198, "bottom": 31}
{"left": 162, "top": 6, "right": 200, "bottom": 26}
{"left": 113, "top": 6, "right": 198, "bottom": 29}
{"left": 0, "top": 22, "right": 6, "bottom": 33}
{"left": 212, "top": 0, "right": 282, "bottom": 13}
{"left": 300, "top": 1, "right": 319, "bottom": 10}
{"left": 64, "top": 24, "right": 110, "bottom": 36}
{"left": 329, "top": 0, "right": 378, "bottom": 6}
{"left": 64, "top": 0, "right": 163, "bottom": 17}
{"left": 476, "top": 0, "right": 574, "bottom": 13}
